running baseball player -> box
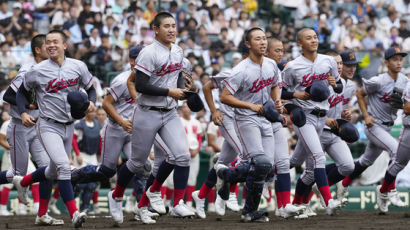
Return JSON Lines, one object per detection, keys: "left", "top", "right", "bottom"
{"left": 340, "top": 47, "right": 408, "bottom": 209}
{"left": 15, "top": 30, "right": 97, "bottom": 228}
{"left": 376, "top": 80, "right": 410, "bottom": 213}
{"left": 192, "top": 47, "right": 248, "bottom": 219}
{"left": 220, "top": 27, "right": 281, "bottom": 222}
{"left": 283, "top": 28, "right": 343, "bottom": 216}
{"left": 0, "top": 34, "right": 64, "bottom": 225}
{"left": 108, "top": 12, "right": 194, "bottom": 225}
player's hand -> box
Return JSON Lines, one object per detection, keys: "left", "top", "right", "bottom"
{"left": 120, "top": 119, "right": 133, "bottom": 134}
{"left": 325, "top": 118, "right": 338, "bottom": 129}
{"left": 328, "top": 76, "right": 337, "bottom": 88}
{"left": 76, "top": 154, "right": 83, "bottom": 165}
{"left": 364, "top": 115, "right": 376, "bottom": 127}
{"left": 211, "top": 110, "right": 224, "bottom": 126}
{"left": 342, "top": 109, "right": 352, "bottom": 121}
{"left": 86, "top": 101, "right": 96, "bottom": 114}
{"left": 168, "top": 88, "right": 186, "bottom": 100}
{"left": 275, "top": 100, "right": 284, "bottom": 113}
{"left": 21, "top": 113, "right": 36, "bottom": 127}
{"left": 293, "top": 92, "right": 310, "bottom": 100}
{"left": 281, "top": 114, "right": 288, "bottom": 126}
{"left": 184, "top": 75, "right": 193, "bottom": 90}
{"left": 28, "top": 104, "right": 37, "bottom": 110}
{"left": 250, "top": 104, "right": 264, "bottom": 115}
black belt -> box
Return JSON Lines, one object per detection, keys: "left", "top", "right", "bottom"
{"left": 41, "top": 117, "right": 74, "bottom": 125}
{"left": 148, "top": 107, "right": 173, "bottom": 112}
{"left": 323, "top": 128, "right": 332, "bottom": 132}
{"left": 382, "top": 121, "right": 394, "bottom": 126}
{"left": 310, "top": 108, "right": 327, "bottom": 117}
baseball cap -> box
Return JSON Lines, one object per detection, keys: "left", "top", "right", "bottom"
{"left": 141, "top": 21, "right": 150, "bottom": 29}
{"left": 67, "top": 91, "right": 90, "bottom": 120}
{"left": 129, "top": 45, "right": 143, "bottom": 59}
{"left": 384, "top": 47, "right": 408, "bottom": 60}
{"left": 263, "top": 100, "right": 283, "bottom": 123}
{"left": 272, "top": 18, "right": 280, "bottom": 24}
{"left": 13, "top": 2, "right": 22, "bottom": 9}
{"left": 305, "top": 81, "right": 330, "bottom": 102}
{"left": 232, "top": 52, "right": 241, "bottom": 60}
{"left": 340, "top": 50, "right": 359, "bottom": 65}
{"left": 333, "top": 119, "right": 359, "bottom": 143}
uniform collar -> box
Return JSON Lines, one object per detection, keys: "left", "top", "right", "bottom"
{"left": 154, "top": 39, "right": 172, "bottom": 51}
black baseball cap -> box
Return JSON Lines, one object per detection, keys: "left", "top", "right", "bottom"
{"left": 129, "top": 45, "right": 143, "bottom": 59}
{"left": 384, "top": 47, "right": 407, "bottom": 60}
{"left": 340, "top": 50, "right": 359, "bottom": 65}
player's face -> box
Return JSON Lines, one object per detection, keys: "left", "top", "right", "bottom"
{"left": 266, "top": 41, "right": 283, "bottom": 64}
{"left": 247, "top": 30, "right": 267, "bottom": 56}
{"left": 333, "top": 55, "right": 343, "bottom": 75}
{"left": 342, "top": 64, "right": 356, "bottom": 79}
{"left": 385, "top": 55, "right": 404, "bottom": 74}
{"left": 45, "top": 33, "right": 67, "bottom": 59}
{"left": 299, "top": 30, "right": 318, "bottom": 52}
{"left": 37, "top": 43, "right": 49, "bottom": 60}
{"left": 156, "top": 17, "right": 177, "bottom": 44}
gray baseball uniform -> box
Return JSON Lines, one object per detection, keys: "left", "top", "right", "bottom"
{"left": 358, "top": 72, "right": 408, "bottom": 167}
{"left": 5, "top": 62, "right": 49, "bottom": 181}
{"left": 24, "top": 58, "right": 94, "bottom": 180}
{"left": 321, "top": 78, "right": 356, "bottom": 177}
{"left": 223, "top": 57, "right": 279, "bottom": 162}
{"left": 284, "top": 54, "right": 340, "bottom": 185}
{"left": 126, "top": 40, "right": 190, "bottom": 174}
{"left": 387, "top": 81, "right": 410, "bottom": 176}
{"left": 210, "top": 70, "right": 243, "bottom": 167}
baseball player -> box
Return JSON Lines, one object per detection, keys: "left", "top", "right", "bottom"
{"left": 283, "top": 28, "right": 343, "bottom": 216}
{"left": 15, "top": 30, "right": 97, "bottom": 228}
{"left": 377, "top": 80, "right": 410, "bottom": 213}
{"left": 220, "top": 27, "right": 281, "bottom": 222}
{"left": 340, "top": 47, "right": 408, "bottom": 209}
{"left": 0, "top": 34, "right": 64, "bottom": 225}
{"left": 192, "top": 47, "right": 249, "bottom": 219}
{"left": 108, "top": 12, "right": 194, "bottom": 225}
{"left": 264, "top": 37, "right": 305, "bottom": 218}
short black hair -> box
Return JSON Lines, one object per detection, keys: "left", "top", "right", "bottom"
{"left": 245, "top": 27, "right": 264, "bottom": 42}
{"left": 325, "top": 49, "right": 339, "bottom": 57}
{"left": 152, "top": 12, "right": 174, "bottom": 28}
{"left": 31, "top": 34, "right": 46, "bottom": 58}
{"left": 47, "top": 29, "right": 67, "bottom": 42}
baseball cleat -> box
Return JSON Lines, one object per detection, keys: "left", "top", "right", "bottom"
{"left": 134, "top": 206, "right": 157, "bottom": 224}
{"left": 169, "top": 200, "right": 195, "bottom": 218}
{"left": 215, "top": 194, "right": 226, "bottom": 216}
{"left": 240, "top": 210, "right": 269, "bottom": 223}
{"left": 275, "top": 207, "right": 283, "bottom": 217}
{"left": 192, "top": 191, "right": 206, "bottom": 219}
{"left": 312, "top": 184, "right": 326, "bottom": 208}
{"left": 146, "top": 186, "right": 166, "bottom": 214}
{"left": 35, "top": 213, "right": 65, "bottom": 226}
{"left": 48, "top": 197, "right": 61, "bottom": 215}
{"left": 336, "top": 181, "right": 349, "bottom": 201}
{"left": 12, "top": 176, "right": 29, "bottom": 205}
{"left": 207, "top": 202, "right": 216, "bottom": 213}
{"left": 72, "top": 211, "right": 87, "bottom": 228}
{"left": 262, "top": 183, "right": 270, "bottom": 200}
{"left": 388, "top": 189, "right": 406, "bottom": 207}
{"left": 124, "top": 196, "right": 135, "bottom": 213}
{"left": 326, "top": 199, "right": 342, "bottom": 216}
{"left": 108, "top": 190, "right": 123, "bottom": 225}
{"left": 281, "top": 204, "right": 305, "bottom": 219}
{"left": 16, "top": 203, "right": 28, "bottom": 215}
{"left": 376, "top": 185, "right": 389, "bottom": 213}
{"left": 226, "top": 192, "right": 240, "bottom": 212}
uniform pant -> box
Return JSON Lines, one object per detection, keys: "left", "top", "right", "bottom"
{"left": 215, "top": 115, "right": 242, "bottom": 168}
{"left": 37, "top": 118, "right": 74, "bottom": 180}
{"left": 100, "top": 122, "right": 132, "bottom": 170}
{"left": 387, "top": 126, "right": 410, "bottom": 176}
{"left": 272, "top": 123, "right": 290, "bottom": 174}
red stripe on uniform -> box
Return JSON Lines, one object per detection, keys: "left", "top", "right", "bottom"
{"left": 136, "top": 64, "right": 153, "bottom": 73}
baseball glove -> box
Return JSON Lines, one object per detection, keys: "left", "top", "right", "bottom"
{"left": 181, "top": 68, "right": 198, "bottom": 92}
{"left": 390, "top": 87, "right": 404, "bottom": 109}
{"left": 26, "top": 89, "right": 38, "bottom": 108}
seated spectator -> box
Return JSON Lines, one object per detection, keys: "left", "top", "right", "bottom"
{"left": 314, "top": 14, "right": 333, "bottom": 51}
{"left": 89, "top": 27, "right": 102, "bottom": 49}
{"left": 0, "top": 1, "right": 12, "bottom": 20}
{"left": 399, "top": 18, "right": 410, "bottom": 39}
{"left": 362, "top": 25, "right": 382, "bottom": 51}
{"left": 330, "top": 16, "right": 353, "bottom": 50}
{"left": 339, "top": 26, "right": 362, "bottom": 51}
{"left": 378, "top": 5, "right": 400, "bottom": 32}
{"left": 224, "top": 0, "right": 242, "bottom": 21}
{"left": 270, "top": 17, "right": 282, "bottom": 38}
{"left": 11, "top": 34, "right": 31, "bottom": 64}
{"left": 97, "top": 34, "right": 113, "bottom": 72}
{"left": 296, "top": 0, "right": 318, "bottom": 21}
{"left": 51, "top": 0, "right": 71, "bottom": 29}
{"left": 143, "top": 0, "right": 157, "bottom": 24}
{"left": 195, "top": 25, "right": 212, "bottom": 50}
{"left": 131, "top": 21, "right": 153, "bottom": 46}
{"left": 238, "top": 10, "right": 250, "bottom": 29}
{"left": 383, "top": 27, "right": 403, "bottom": 48}
{"left": 0, "top": 42, "right": 17, "bottom": 73}
{"left": 110, "top": 26, "right": 122, "bottom": 48}
{"left": 352, "top": 0, "right": 375, "bottom": 22}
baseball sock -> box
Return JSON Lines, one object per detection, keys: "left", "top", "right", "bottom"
{"left": 380, "top": 171, "right": 396, "bottom": 193}
{"left": 138, "top": 174, "right": 155, "bottom": 208}
{"left": 31, "top": 183, "right": 40, "bottom": 204}
{"left": 314, "top": 168, "right": 332, "bottom": 206}
{"left": 0, "top": 171, "right": 7, "bottom": 184}
{"left": 276, "top": 173, "right": 291, "bottom": 208}
{"left": 198, "top": 184, "right": 212, "bottom": 199}
{"left": 173, "top": 165, "right": 189, "bottom": 207}
{"left": 327, "top": 167, "right": 345, "bottom": 186}
{"left": 21, "top": 166, "right": 47, "bottom": 187}
{"left": 293, "top": 178, "right": 311, "bottom": 205}
{"left": 165, "top": 187, "right": 173, "bottom": 200}
{"left": 150, "top": 161, "right": 175, "bottom": 192}
{"left": 342, "top": 161, "right": 368, "bottom": 187}
{"left": 209, "top": 188, "right": 216, "bottom": 203}
{"left": 58, "top": 180, "right": 77, "bottom": 218}
{"left": 93, "top": 191, "right": 98, "bottom": 205}
{"left": 185, "top": 185, "right": 196, "bottom": 202}
{"left": 325, "top": 163, "right": 337, "bottom": 174}
{"left": 38, "top": 180, "right": 52, "bottom": 217}
{"left": 160, "top": 186, "right": 166, "bottom": 198}
{"left": 0, "top": 187, "right": 10, "bottom": 205}
{"left": 198, "top": 168, "right": 217, "bottom": 199}
{"left": 53, "top": 186, "right": 60, "bottom": 199}
{"left": 112, "top": 164, "right": 134, "bottom": 199}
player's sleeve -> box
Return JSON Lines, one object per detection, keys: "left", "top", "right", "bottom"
{"left": 404, "top": 82, "right": 410, "bottom": 102}
{"left": 107, "top": 77, "right": 126, "bottom": 102}
{"left": 362, "top": 76, "right": 380, "bottom": 94}
{"left": 79, "top": 61, "right": 94, "bottom": 90}
{"left": 23, "top": 68, "right": 38, "bottom": 91}
{"left": 134, "top": 47, "right": 156, "bottom": 76}
{"left": 329, "top": 57, "right": 340, "bottom": 80}
{"left": 282, "top": 63, "right": 296, "bottom": 90}
{"left": 10, "top": 67, "right": 27, "bottom": 92}
{"left": 223, "top": 68, "right": 243, "bottom": 95}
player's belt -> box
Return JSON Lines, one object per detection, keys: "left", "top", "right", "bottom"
{"left": 381, "top": 121, "right": 394, "bottom": 126}
{"left": 41, "top": 116, "right": 74, "bottom": 126}
{"left": 148, "top": 107, "right": 173, "bottom": 112}
{"left": 323, "top": 128, "right": 332, "bottom": 132}
{"left": 310, "top": 108, "right": 327, "bottom": 117}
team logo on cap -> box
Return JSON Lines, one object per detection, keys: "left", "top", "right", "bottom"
{"left": 395, "top": 47, "right": 400, "bottom": 53}
{"left": 349, "top": 53, "right": 355, "bottom": 60}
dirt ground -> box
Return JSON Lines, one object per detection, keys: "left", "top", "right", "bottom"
{"left": 1, "top": 210, "right": 410, "bottom": 230}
